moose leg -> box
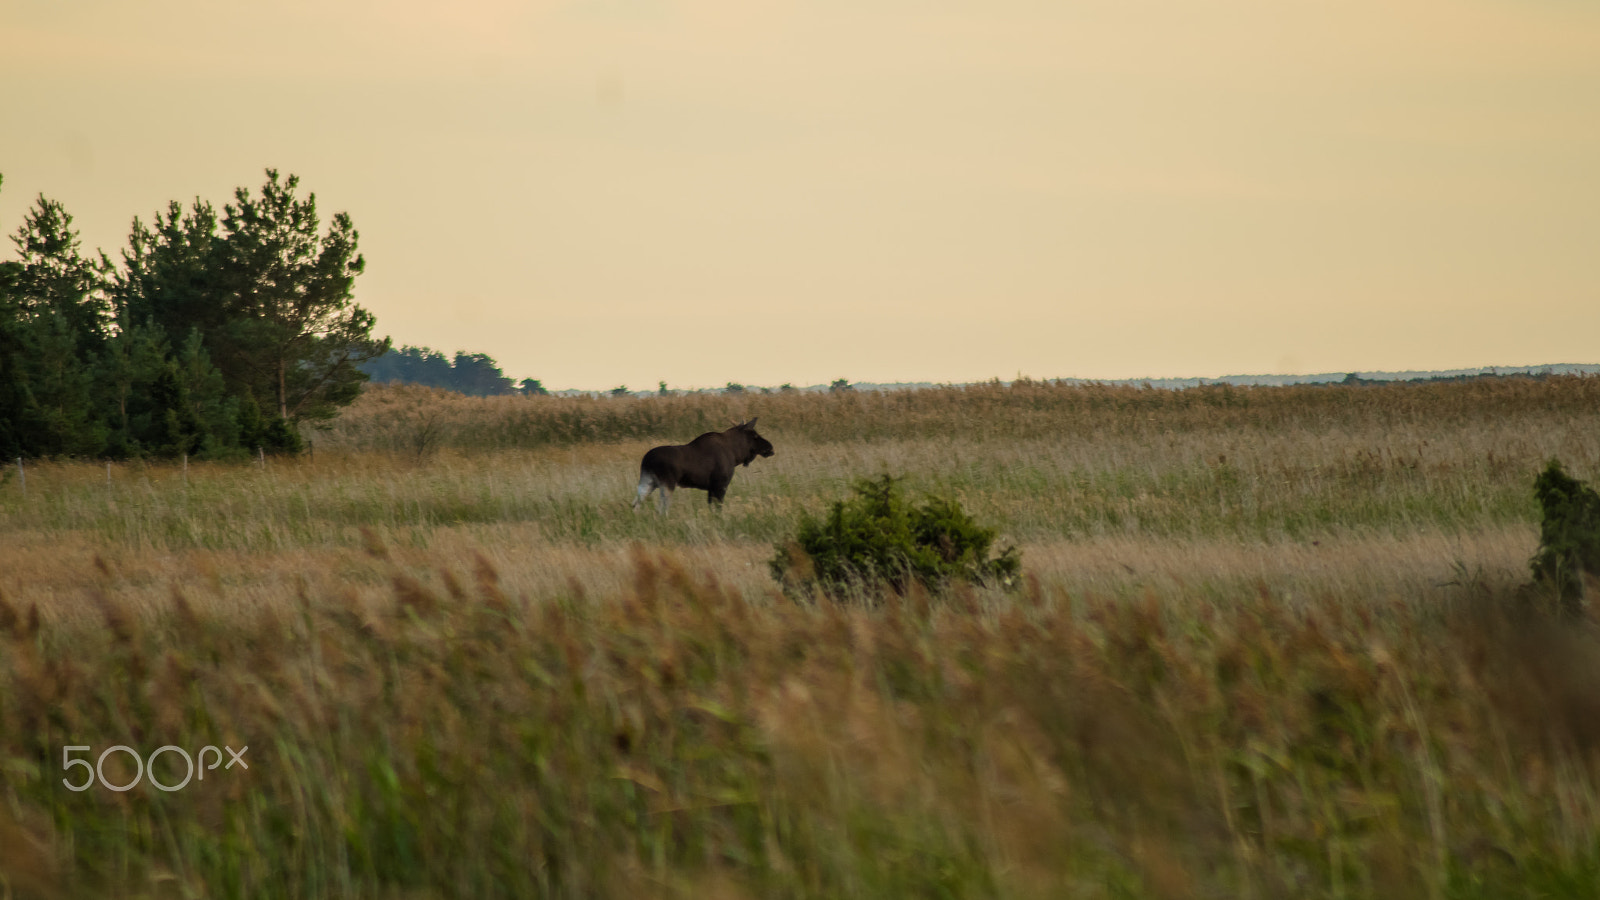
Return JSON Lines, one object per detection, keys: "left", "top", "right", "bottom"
{"left": 632, "top": 473, "right": 656, "bottom": 512}
{"left": 657, "top": 486, "right": 673, "bottom": 514}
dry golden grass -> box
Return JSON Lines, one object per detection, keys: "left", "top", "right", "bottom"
{"left": 1025, "top": 525, "right": 1538, "bottom": 603}
{"left": 4, "top": 547, "right": 1597, "bottom": 898}
{"left": 318, "top": 376, "right": 1600, "bottom": 453}
{"left": 0, "top": 524, "right": 1540, "bottom": 633}
{"left": 1, "top": 375, "right": 1599, "bottom": 898}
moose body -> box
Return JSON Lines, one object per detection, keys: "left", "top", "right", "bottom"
{"left": 632, "top": 419, "right": 774, "bottom": 513}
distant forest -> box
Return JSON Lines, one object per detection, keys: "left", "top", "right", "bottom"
{"left": 0, "top": 169, "right": 386, "bottom": 460}
{"left": 361, "top": 346, "right": 546, "bottom": 397}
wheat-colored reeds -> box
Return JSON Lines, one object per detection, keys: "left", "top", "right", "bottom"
{"left": 2, "top": 550, "right": 1597, "bottom": 898}
{"left": 320, "top": 375, "right": 1600, "bottom": 452}
{"left": 2, "top": 376, "right": 1599, "bottom": 897}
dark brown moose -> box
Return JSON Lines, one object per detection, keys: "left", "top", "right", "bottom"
{"left": 631, "top": 418, "right": 774, "bottom": 513}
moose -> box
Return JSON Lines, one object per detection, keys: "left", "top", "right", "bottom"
{"left": 632, "top": 418, "right": 774, "bottom": 513}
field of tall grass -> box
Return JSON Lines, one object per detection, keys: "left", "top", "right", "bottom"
{"left": 2, "top": 377, "right": 1598, "bottom": 897}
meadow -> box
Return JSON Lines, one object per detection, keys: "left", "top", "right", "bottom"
{"left": 2, "top": 377, "right": 1599, "bottom": 898}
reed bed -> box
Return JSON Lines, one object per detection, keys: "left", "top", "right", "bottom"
{"left": 5, "top": 380, "right": 1597, "bottom": 561}
{"left": 320, "top": 376, "right": 1600, "bottom": 452}
{"left": 1, "top": 376, "right": 1598, "bottom": 897}
{"left": 2, "top": 552, "right": 1597, "bottom": 898}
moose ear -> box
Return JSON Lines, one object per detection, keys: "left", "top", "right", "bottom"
{"left": 743, "top": 417, "right": 758, "bottom": 429}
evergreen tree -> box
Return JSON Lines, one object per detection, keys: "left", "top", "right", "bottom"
{"left": 0, "top": 250, "right": 25, "bottom": 459}
{"left": 1, "top": 193, "right": 111, "bottom": 456}
{"left": 1, "top": 170, "right": 384, "bottom": 459}
{"left": 370, "top": 346, "right": 455, "bottom": 387}
{"left": 236, "top": 390, "right": 265, "bottom": 453}
{"left": 148, "top": 361, "right": 203, "bottom": 457}
{"left": 115, "top": 199, "right": 224, "bottom": 349}
{"left": 173, "top": 329, "right": 239, "bottom": 454}
{"left": 361, "top": 345, "right": 534, "bottom": 397}
{"left": 97, "top": 319, "right": 171, "bottom": 458}
{"left": 213, "top": 170, "right": 387, "bottom": 423}
{"left": 451, "top": 351, "right": 515, "bottom": 396}
{"left": 10, "top": 194, "right": 111, "bottom": 347}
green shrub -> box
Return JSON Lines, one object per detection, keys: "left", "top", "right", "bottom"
{"left": 1529, "top": 459, "right": 1600, "bottom": 616}
{"left": 771, "top": 474, "right": 1020, "bottom": 600}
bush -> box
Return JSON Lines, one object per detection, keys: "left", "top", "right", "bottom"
{"left": 771, "top": 474, "right": 1020, "bottom": 600}
{"left": 1530, "top": 459, "right": 1600, "bottom": 616}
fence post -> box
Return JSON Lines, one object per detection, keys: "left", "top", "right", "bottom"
{"left": 183, "top": 453, "right": 189, "bottom": 486}
{"left": 16, "top": 457, "right": 22, "bottom": 497}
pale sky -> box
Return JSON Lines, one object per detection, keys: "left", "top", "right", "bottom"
{"left": 3, "top": 0, "right": 1598, "bottom": 390}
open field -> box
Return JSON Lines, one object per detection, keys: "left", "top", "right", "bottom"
{"left": 3, "top": 378, "right": 1600, "bottom": 897}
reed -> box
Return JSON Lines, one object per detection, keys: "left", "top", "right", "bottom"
{"left": 2, "top": 552, "right": 1596, "bottom": 898}
{"left": 1, "top": 376, "right": 1597, "bottom": 897}
{"left": 318, "top": 375, "right": 1600, "bottom": 452}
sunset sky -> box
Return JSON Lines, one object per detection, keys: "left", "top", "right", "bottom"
{"left": 3, "top": 0, "right": 1598, "bottom": 390}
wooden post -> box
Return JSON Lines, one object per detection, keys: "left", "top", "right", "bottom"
{"left": 15, "top": 457, "right": 22, "bottom": 497}
{"left": 258, "top": 447, "right": 265, "bottom": 469}
{"left": 183, "top": 453, "right": 189, "bottom": 485}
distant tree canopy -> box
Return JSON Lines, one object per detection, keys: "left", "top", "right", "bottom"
{"left": 361, "top": 346, "right": 546, "bottom": 397}
{"left": 0, "top": 169, "right": 388, "bottom": 460}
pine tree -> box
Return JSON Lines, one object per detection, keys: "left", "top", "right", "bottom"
{"left": 115, "top": 199, "right": 223, "bottom": 348}
{"left": 1, "top": 193, "right": 111, "bottom": 455}
{"left": 97, "top": 319, "right": 171, "bottom": 458}
{"left": 214, "top": 170, "right": 388, "bottom": 422}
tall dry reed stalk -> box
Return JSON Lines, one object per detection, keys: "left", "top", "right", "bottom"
{"left": 1, "top": 551, "right": 1596, "bottom": 898}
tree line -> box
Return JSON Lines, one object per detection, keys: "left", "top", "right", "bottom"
{"left": 361, "top": 346, "right": 547, "bottom": 397}
{"left": 0, "top": 170, "right": 387, "bottom": 460}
